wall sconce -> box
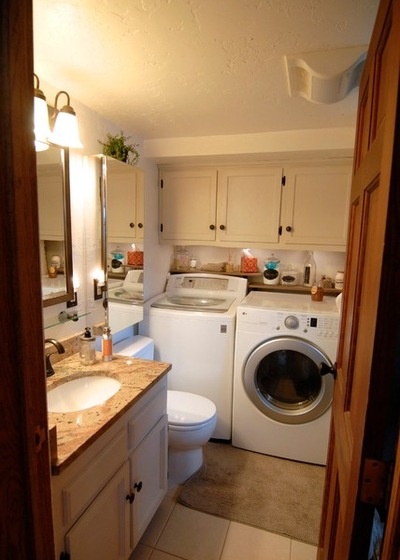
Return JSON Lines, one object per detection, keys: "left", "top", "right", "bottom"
{"left": 93, "top": 270, "right": 106, "bottom": 300}
{"left": 33, "top": 74, "right": 51, "bottom": 151}
{"left": 33, "top": 73, "right": 83, "bottom": 150}
{"left": 67, "top": 274, "right": 80, "bottom": 308}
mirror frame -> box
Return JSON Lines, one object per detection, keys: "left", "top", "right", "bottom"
{"left": 40, "top": 147, "right": 74, "bottom": 307}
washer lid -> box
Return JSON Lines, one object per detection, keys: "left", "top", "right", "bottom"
{"left": 167, "top": 391, "right": 216, "bottom": 426}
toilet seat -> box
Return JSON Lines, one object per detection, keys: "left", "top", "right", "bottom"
{"left": 167, "top": 390, "right": 216, "bottom": 428}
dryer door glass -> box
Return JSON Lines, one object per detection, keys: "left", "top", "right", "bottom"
{"left": 256, "top": 349, "right": 322, "bottom": 410}
{"left": 244, "top": 336, "right": 334, "bottom": 424}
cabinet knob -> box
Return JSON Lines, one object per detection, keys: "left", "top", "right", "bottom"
{"left": 219, "top": 224, "right": 225, "bottom": 231}
{"left": 209, "top": 224, "right": 215, "bottom": 230}
{"left": 126, "top": 492, "right": 135, "bottom": 504}
{"left": 138, "top": 222, "right": 143, "bottom": 229}
{"left": 286, "top": 226, "right": 292, "bottom": 232}
{"left": 129, "top": 222, "right": 135, "bottom": 228}
{"left": 134, "top": 481, "right": 143, "bottom": 492}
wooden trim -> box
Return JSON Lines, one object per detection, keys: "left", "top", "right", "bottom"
{"left": 0, "top": 1, "right": 55, "bottom": 557}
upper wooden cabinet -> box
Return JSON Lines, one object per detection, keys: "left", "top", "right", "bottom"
{"left": 159, "top": 168, "right": 218, "bottom": 242}
{"left": 159, "top": 162, "right": 352, "bottom": 251}
{"left": 217, "top": 167, "right": 283, "bottom": 244}
{"left": 280, "top": 163, "right": 352, "bottom": 249}
{"left": 159, "top": 166, "right": 282, "bottom": 245}
{"left": 107, "top": 161, "right": 144, "bottom": 243}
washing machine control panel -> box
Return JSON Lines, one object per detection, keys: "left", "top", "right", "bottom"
{"left": 277, "top": 312, "right": 340, "bottom": 339}
{"left": 284, "top": 315, "right": 299, "bottom": 329}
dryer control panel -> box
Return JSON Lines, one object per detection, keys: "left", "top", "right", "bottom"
{"left": 277, "top": 311, "right": 340, "bottom": 340}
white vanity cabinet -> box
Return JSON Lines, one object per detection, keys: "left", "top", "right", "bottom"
{"left": 64, "top": 461, "right": 130, "bottom": 559}
{"left": 159, "top": 166, "right": 282, "bottom": 245}
{"left": 159, "top": 162, "right": 352, "bottom": 251}
{"left": 107, "top": 163, "right": 144, "bottom": 243}
{"left": 52, "top": 377, "right": 168, "bottom": 560}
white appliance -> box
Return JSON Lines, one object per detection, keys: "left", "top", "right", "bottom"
{"left": 232, "top": 291, "right": 340, "bottom": 465}
{"left": 107, "top": 270, "right": 144, "bottom": 332}
{"left": 139, "top": 273, "right": 248, "bottom": 440}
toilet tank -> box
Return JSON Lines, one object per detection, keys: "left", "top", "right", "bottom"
{"left": 113, "top": 335, "right": 154, "bottom": 360}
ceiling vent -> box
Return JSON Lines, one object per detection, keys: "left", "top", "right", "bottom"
{"left": 285, "top": 46, "right": 367, "bottom": 104}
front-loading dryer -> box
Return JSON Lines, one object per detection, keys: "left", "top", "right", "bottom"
{"left": 232, "top": 291, "right": 340, "bottom": 465}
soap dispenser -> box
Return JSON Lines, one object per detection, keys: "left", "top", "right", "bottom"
{"left": 79, "top": 327, "right": 96, "bottom": 365}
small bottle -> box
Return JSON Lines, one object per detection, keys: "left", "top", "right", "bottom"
{"left": 102, "top": 326, "right": 113, "bottom": 362}
{"left": 335, "top": 271, "right": 344, "bottom": 290}
{"left": 79, "top": 327, "right": 96, "bottom": 365}
{"left": 311, "top": 282, "right": 324, "bottom": 301}
{"left": 303, "top": 251, "right": 317, "bottom": 287}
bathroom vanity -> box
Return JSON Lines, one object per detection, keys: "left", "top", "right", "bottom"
{"left": 48, "top": 354, "right": 171, "bottom": 559}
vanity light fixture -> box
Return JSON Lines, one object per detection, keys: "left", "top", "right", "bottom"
{"left": 49, "top": 90, "right": 83, "bottom": 148}
{"left": 93, "top": 270, "right": 106, "bottom": 301}
{"left": 33, "top": 73, "right": 51, "bottom": 151}
{"left": 33, "top": 74, "right": 83, "bottom": 150}
{"left": 67, "top": 274, "right": 80, "bottom": 308}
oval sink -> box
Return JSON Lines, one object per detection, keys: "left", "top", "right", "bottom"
{"left": 47, "top": 375, "right": 121, "bottom": 413}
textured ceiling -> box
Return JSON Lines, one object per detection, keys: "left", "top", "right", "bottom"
{"left": 33, "top": 0, "right": 379, "bottom": 140}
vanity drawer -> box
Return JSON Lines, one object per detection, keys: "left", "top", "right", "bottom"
{"left": 62, "top": 429, "right": 126, "bottom": 525}
{"left": 128, "top": 388, "right": 166, "bottom": 451}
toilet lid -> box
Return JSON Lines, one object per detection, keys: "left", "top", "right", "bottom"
{"left": 167, "top": 391, "right": 217, "bottom": 427}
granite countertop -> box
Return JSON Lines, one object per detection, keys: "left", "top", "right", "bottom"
{"left": 47, "top": 352, "right": 171, "bottom": 475}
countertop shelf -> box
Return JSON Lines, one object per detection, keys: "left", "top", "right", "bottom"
{"left": 248, "top": 282, "right": 341, "bottom": 296}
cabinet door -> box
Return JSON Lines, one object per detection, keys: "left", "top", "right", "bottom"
{"left": 130, "top": 415, "right": 168, "bottom": 548}
{"left": 281, "top": 164, "right": 352, "bottom": 249}
{"left": 217, "top": 167, "right": 283, "bottom": 244}
{"left": 64, "top": 462, "right": 130, "bottom": 560}
{"left": 108, "top": 163, "right": 141, "bottom": 242}
{"left": 159, "top": 169, "right": 217, "bottom": 241}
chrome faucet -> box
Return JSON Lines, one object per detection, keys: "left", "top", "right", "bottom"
{"left": 44, "top": 338, "right": 65, "bottom": 377}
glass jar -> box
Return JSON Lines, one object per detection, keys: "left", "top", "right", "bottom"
{"left": 79, "top": 327, "right": 96, "bottom": 365}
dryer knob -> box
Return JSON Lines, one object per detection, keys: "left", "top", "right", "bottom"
{"left": 284, "top": 315, "right": 299, "bottom": 329}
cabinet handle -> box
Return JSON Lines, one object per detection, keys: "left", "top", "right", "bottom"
{"left": 126, "top": 492, "right": 135, "bottom": 504}
{"left": 134, "top": 481, "right": 143, "bottom": 492}
{"left": 219, "top": 224, "right": 225, "bottom": 230}
{"left": 209, "top": 224, "right": 215, "bottom": 230}
{"left": 129, "top": 222, "right": 135, "bottom": 228}
{"left": 286, "top": 226, "right": 292, "bottom": 232}
{"left": 138, "top": 222, "right": 143, "bottom": 229}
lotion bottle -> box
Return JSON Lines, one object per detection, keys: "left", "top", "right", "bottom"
{"left": 102, "top": 326, "right": 113, "bottom": 362}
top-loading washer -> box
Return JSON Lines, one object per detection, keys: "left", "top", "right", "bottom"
{"left": 232, "top": 291, "right": 340, "bottom": 465}
{"left": 139, "top": 273, "right": 247, "bottom": 440}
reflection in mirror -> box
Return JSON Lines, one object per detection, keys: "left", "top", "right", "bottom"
{"left": 37, "top": 146, "right": 74, "bottom": 307}
{"left": 99, "top": 156, "right": 144, "bottom": 328}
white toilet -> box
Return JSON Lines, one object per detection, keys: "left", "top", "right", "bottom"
{"left": 167, "top": 390, "right": 217, "bottom": 483}
{"left": 113, "top": 335, "right": 217, "bottom": 483}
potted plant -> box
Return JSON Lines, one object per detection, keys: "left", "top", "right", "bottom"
{"left": 98, "top": 131, "right": 140, "bottom": 165}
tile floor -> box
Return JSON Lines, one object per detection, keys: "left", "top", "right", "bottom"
{"left": 129, "top": 482, "right": 318, "bottom": 560}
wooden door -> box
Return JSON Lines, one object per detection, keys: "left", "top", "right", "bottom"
{"left": 318, "top": 0, "right": 400, "bottom": 557}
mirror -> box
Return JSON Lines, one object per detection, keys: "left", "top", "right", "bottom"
{"left": 99, "top": 156, "right": 144, "bottom": 327}
{"left": 37, "top": 146, "right": 74, "bottom": 307}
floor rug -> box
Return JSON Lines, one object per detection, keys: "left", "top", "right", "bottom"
{"left": 178, "top": 442, "right": 325, "bottom": 545}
